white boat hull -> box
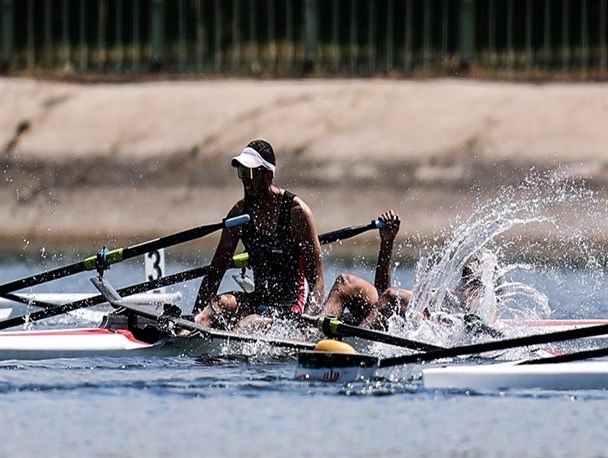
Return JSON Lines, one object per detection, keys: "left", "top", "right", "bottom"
{"left": 0, "top": 327, "right": 241, "bottom": 360}
{"left": 422, "top": 360, "right": 608, "bottom": 391}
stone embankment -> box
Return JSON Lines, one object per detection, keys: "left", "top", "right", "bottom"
{"left": 1, "top": 77, "right": 606, "bottom": 260}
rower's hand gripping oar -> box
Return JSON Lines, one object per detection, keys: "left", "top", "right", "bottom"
{"left": 0, "top": 215, "right": 250, "bottom": 296}
{"left": 301, "top": 315, "right": 444, "bottom": 352}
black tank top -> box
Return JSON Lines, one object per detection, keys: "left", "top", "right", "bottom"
{"left": 241, "top": 190, "right": 306, "bottom": 310}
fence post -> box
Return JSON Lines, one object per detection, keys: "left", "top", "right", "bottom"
{"left": 151, "top": 0, "right": 164, "bottom": 71}
{"left": 1, "top": 0, "right": 14, "bottom": 72}
{"left": 601, "top": 0, "right": 607, "bottom": 69}
{"left": 303, "top": 0, "right": 317, "bottom": 74}
{"left": 459, "top": 0, "right": 475, "bottom": 70}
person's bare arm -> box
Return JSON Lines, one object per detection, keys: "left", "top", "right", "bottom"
{"left": 291, "top": 197, "right": 325, "bottom": 314}
{"left": 193, "top": 204, "right": 243, "bottom": 313}
{"left": 374, "top": 210, "right": 400, "bottom": 293}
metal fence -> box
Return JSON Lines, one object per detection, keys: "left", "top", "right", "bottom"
{"left": 1, "top": 0, "right": 606, "bottom": 76}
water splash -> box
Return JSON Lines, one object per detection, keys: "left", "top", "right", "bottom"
{"left": 404, "top": 168, "right": 606, "bottom": 328}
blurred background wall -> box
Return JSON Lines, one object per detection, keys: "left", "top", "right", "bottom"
{"left": 1, "top": 0, "right": 606, "bottom": 79}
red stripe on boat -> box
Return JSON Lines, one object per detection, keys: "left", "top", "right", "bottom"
{"left": 2, "top": 328, "right": 147, "bottom": 343}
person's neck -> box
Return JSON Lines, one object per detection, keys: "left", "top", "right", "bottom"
{"left": 246, "top": 185, "right": 280, "bottom": 208}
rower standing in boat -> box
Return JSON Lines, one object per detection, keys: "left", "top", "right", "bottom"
{"left": 193, "top": 139, "right": 325, "bottom": 330}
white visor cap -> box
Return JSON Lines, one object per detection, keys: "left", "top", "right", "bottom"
{"left": 231, "top": 147, "right": 276, "bottom": 173}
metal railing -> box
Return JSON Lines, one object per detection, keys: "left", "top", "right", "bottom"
{"left": 1, "top": 0, "right": 606, "bottom": 77}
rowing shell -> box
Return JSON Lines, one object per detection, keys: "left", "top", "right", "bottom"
{"left": 0, "top": 327, "right": 281, "bottom": 361}
{"left": 422, "top": 360, "right": 608, "bottom": 391}
{"left": 294, "top": 351, "right": 608, "bottom": 390}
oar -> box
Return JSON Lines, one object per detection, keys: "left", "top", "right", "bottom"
{"left": 0, "top": 214, "right": 250, "bottom": 296}
{"left": 0, "top": 292, "right": 57, "bottom": 309}
{"left": 297, "top": 324, "right": 608, "bottom": 378}
{"left": 0, "top": 219, "right": 382, "bottom": 330}
{"left": 518, "top": 346, "right": 608, "bottom": 365}
{"left": 0, "top": 264, "right": 217, "bottom": 331}
{"left": 318, "top": 219, "right": 385, "bottom": 245}
{"left": 377, "top": 323, "right": 608, "bottom": 368}
{"left": 302, "top": 315, "right": 444, "bottom": 352}
{"left": 91, "top": 276, "right": 315, "bottom": 351}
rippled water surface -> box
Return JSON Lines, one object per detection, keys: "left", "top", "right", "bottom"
{"left": 2, "top": 171, "right": 607, "bottom": 457}
{"left": 1, "top": 257, "right": 607, "bottom": 458}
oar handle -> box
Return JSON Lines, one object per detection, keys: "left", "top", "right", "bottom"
{"left": 318, "top": 219, "right": 385, "bottom": 245}
{"left": 109, "top": 214, "right": 250, "bottom": 266}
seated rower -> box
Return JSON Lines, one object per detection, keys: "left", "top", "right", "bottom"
{"left": 192, "top": 139, "right": 325, "bottom": 331}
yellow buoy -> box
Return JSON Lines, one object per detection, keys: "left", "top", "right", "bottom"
{"left": 314, "top": 339, "right": 357, "bottom": 354}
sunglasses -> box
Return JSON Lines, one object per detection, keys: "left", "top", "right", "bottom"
{"left": 237, "top": 165, "right": 265, "bottom": 180}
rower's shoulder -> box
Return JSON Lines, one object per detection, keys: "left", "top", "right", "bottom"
{"left": 228, "top": 199, "right": 246, "bottom": 216}
{"left": 289, "top": 194, "right": 314, "bottom": 219}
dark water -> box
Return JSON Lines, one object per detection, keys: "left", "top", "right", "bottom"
{"left": 1, "top": 257, "right": 607, "bottom": 458}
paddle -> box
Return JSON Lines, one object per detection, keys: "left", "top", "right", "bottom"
{"left": 91, "top": 276, "right": 315, "bottom": 351}
{"left": 0, "top": 219, "right": 382, "bottom": 330}
{"left": 0, "top": 214, "right": 250, "bottom": 296}
{"left": 302, "top": 315, "right": 444, "bottom": 352}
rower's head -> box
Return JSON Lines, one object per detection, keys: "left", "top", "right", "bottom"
{"left": 232, "top": 140, "right": 276, "bottom": 183}
{"left": 459, "top": 251, "right": 504, "bottom": 297}
{"left": 461, "top": 257, "right": 483, "bottom": 292}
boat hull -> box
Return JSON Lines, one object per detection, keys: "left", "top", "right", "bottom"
{"left": 0, "top": 328, "right": 239, "bottom": 360}
{"left": 422, "top": 360, "right": 608, "bottom": 391}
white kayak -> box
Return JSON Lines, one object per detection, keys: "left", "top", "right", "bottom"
{"left": 422, "top": 360, "right": 608, "bottom": 391}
